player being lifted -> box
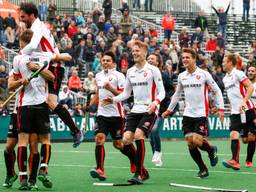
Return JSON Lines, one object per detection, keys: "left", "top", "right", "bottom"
{"left": 19, "top": 2, "right": 84, "bottom": 148}
{"left": 162, "top": 48, "right": 224, "bottom": 178}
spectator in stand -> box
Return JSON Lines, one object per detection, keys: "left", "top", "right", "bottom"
{"left": 63, "top": 42, "right": 75, "bottom": 80}
{"left": 149, "top": 26, "right": 158, "bottom": 38}
{"left": 92, "top": 52, "right": 102, "bottom": 72}
{"left": 107, "top": 27, "right": 117, "bottom": 47}
{"left": 212, "top": 2, "right": 231, "bottom": 40}
{"left": 92, "top": 6, "right": 102, "bottom": 24}
{"left": 211, "top": 46, "right": 224, "bottom": 67}
{"left": 133, "top": 22, "right": 145, "bottom": 41}
{"left": 53, "top": 15, "right": 63, "bottom": 39}
{"left": 243, "top": 0, "right": 250, "bottom": 22}
{"left": 191, "top": 27, "right": 203, "bottom": 47}
{"left": 178, "top": 27, "right": 190, "bottom": 49}
{"left": 97, "top": 16, "right": 105, "bottom": 33}
{"left": 133, "top": 0, "right": 141, "bottom": 10}
{"left": 161, "top": 11, "right": 175, "bottom": 41}
{"left": 59, "top": 86, "right": 73, "bottom": 109}
{"left": 118, "top": 52, "right": 129, "bottom": 74}
{"left": 4, "top": 27, "right": 16, "bottom": 49}
{"left": 102, "top": 0, "right": 112, "bottom": 21}
{"left": 196, "top": 51, "right": 206, "bottom": 67}
{"left": 216, "top": 32, "right": 225, "bottom": 49}
{"left": 38, "top": 0, "right": 48, "bottom": 21}
{"left": 0, "top": 46, "right": 5, "bottom": 65}
{"left": 48, "top": 0, "right": 57, "bottom": 21}
{"left": 4, "top": 13, "right": 16, "bottom": 31}
{"left": 67, "top": 20, "right": 78, "bottom": 39}
{"left": 73, "top": 27, "right": 84, "bottom": 46}
{"left": 248, "top": 40, "right": 256, "bottom": 56}
{"left": 169, "top": 40, "right": 180, "bottom": 70}
{"left": 60, "top": 33, "right": 72, "bottom": 51}
{"left": 104, "top": 19, "right": 112, "bottom": 33}
{"left": 85, "top": 39, "right": 97, "bottom": 72}
{"left": 68, "top": 70, "right": 82, "bottom": 93}
{"left": 120, "top": 8, "right": 132, "bottom": 43}
{"left": 120, "top": 0, "right": 129, "bottom": 13}
{"left": 96, "top": 31, "right": 107, "bottom": 45}
{"left": 80, "top": 22, "right": 88, "bottom": 35}
{"left": 0, "top": 14, "right": 6, "bottom": 46}
{"left": 0, "top": 65, "right": 8, "bottom": 100}
{"left": 73, "top": 103, "right": 84, "bottom": 117}
{"left": 194, "top": 11, "right": 208, "bottom": 40}
{"left": 76, "top": 12, "right": 85, "bottom": 27}
{"left": 213, "top": 65, "right": 225, "bottom": 93}
{"left": 74, "top": 39, "right": 86, "bottom": 77}
{"left": 87, "top": 17, "right": 99, "bottom": 37}
{"left": 148, "top": 36, "right": 160, "bottom": 54}
{"left": 206, "top": 34, "right": 218, "bottom": 52}
{"left": 83, "top": 71, "right": 97, "bottom": 94}
{"left": 96, "top": 40, "right": 107, "bottom": 54}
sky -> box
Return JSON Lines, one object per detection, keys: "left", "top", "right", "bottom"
{"left": 193, "top": 0, "right": 252, "bottom": 15}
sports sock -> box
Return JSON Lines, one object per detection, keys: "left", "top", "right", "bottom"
{"left": 29, "top": 153, "right": 40, "bottom": 182}
{"left": 231, "top": 139, "right": 240, "bottom": 162}
{"left": 199, "top": 139, "right": 213, "bottom": 155}
{"left": 95, "top": 145, "right": 105, "bottom": 171}
{"left": 4, "top": 150, "right": 16, "bottom": 176}
{"left": 246, "top": 141, "right": 255, "bottom": 162}
{"left": 189, "top": 147, "right": 207, "bottom": 171}
{"left": 17, "top": 146, "right": 28, "bottom": 181}
{"left": 40, "top": 144, "right": 51, "bottom": 174}
{"left": 135, "top": 139, "right": 145, "bottom": 176}
{"left": 120, "top": 144, "right": 137, "bottom": 165}
{"left": 54, "top": 104, "right": 79, "bottom": 134}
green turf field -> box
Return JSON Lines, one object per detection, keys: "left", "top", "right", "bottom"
{"left": 0, "top": 140, "right": 255, "bottom": 192}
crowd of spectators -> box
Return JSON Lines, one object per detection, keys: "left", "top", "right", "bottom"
{"left": 0, "top": 0, "right": 255, "bottom": 117}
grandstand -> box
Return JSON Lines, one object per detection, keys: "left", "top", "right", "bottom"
{"left": 0, "top": 0, "right": 256, "bottom": 191}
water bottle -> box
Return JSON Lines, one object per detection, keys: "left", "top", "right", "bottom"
{"left": 240, "top": 111, "right": 246, "bottom": 123}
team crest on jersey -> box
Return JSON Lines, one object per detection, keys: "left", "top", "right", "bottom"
{"left": 199, "top": 125, "right": 205, "bottom": 131}
{"left": 109, "top": 77, "right": 113, "bottom": 81}
{"left": 116, "top": 130, "right": 122, "bottom": 137}
{"left": 144, "top": 72, "right": 147, "bottom": 77}
{"left": 144, "top": 122, "right": 150, "bottom": 128}
{"left": 196, "top": 75, "right": 201, "bottom": 80}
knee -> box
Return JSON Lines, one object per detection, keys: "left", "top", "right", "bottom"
{"left": 248, "top": 132, "right": 255, "bottom": 142}
{"left": 113, "top": 141, "right": 123, "bottom": 150}
{"left": 242, "top": 137, "right": 248, "bottom": 144}
{"left": 29, "top": 142, "right": 39, "bottom": 153}
{"left": 123, "top": 133, "right": 133, "bottom": 145}
{"left": 134, "top": 129, "right": 144, "bottom": 140}
{"left": 230, "top": 131, "right": 240, "bottom": 140}
{"left": 5, "top": 145, "right": 15, "bottom": 153}
{"left": 95, "top": 134, "right": 105, "bottom": 145}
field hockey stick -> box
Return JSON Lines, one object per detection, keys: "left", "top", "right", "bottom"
{"left": 93, "top": 182, "right": 134, "bottom": 186}
{"left": 2, "top": 61, "right": 48, "bottom": 107}
{"left": 169, "top": 183, "right": 248, "bottom": 192}
{"left": 83, "top": 91, "right": 96, "bottom": 131}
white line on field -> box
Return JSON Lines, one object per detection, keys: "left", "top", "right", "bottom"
{"left": 29, "top": 163, "right": 256, "bottom": 176}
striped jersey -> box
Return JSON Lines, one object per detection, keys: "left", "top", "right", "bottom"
{"left": 223, "top": 68, "right": 254, "bottom": 114}
{"left": 20, "top": 18, "right": 60, "bottom": 66}
{"left": 113, "top": 62, "right": 165, "bottom": 113}
{"left": 13, "top": 53, "right": 51, "bottom": 107}
{"left": 96, "top": 68, "right": 125, "bottom": 117}
{"left": 168, "top": 67, "right": 224, "bottom": 117}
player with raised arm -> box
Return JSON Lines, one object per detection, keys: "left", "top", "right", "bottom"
{"left": 103, "top": 40, "right": 165, "bottom": 184}
{"left": 19, "top": 2, "right": 84, "bottom": 148}
{"left": 162, "top": 48, "right": 224, "bottom": 178}
{"left": 222, "top": 54, "right": 255, "bottom": 170}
